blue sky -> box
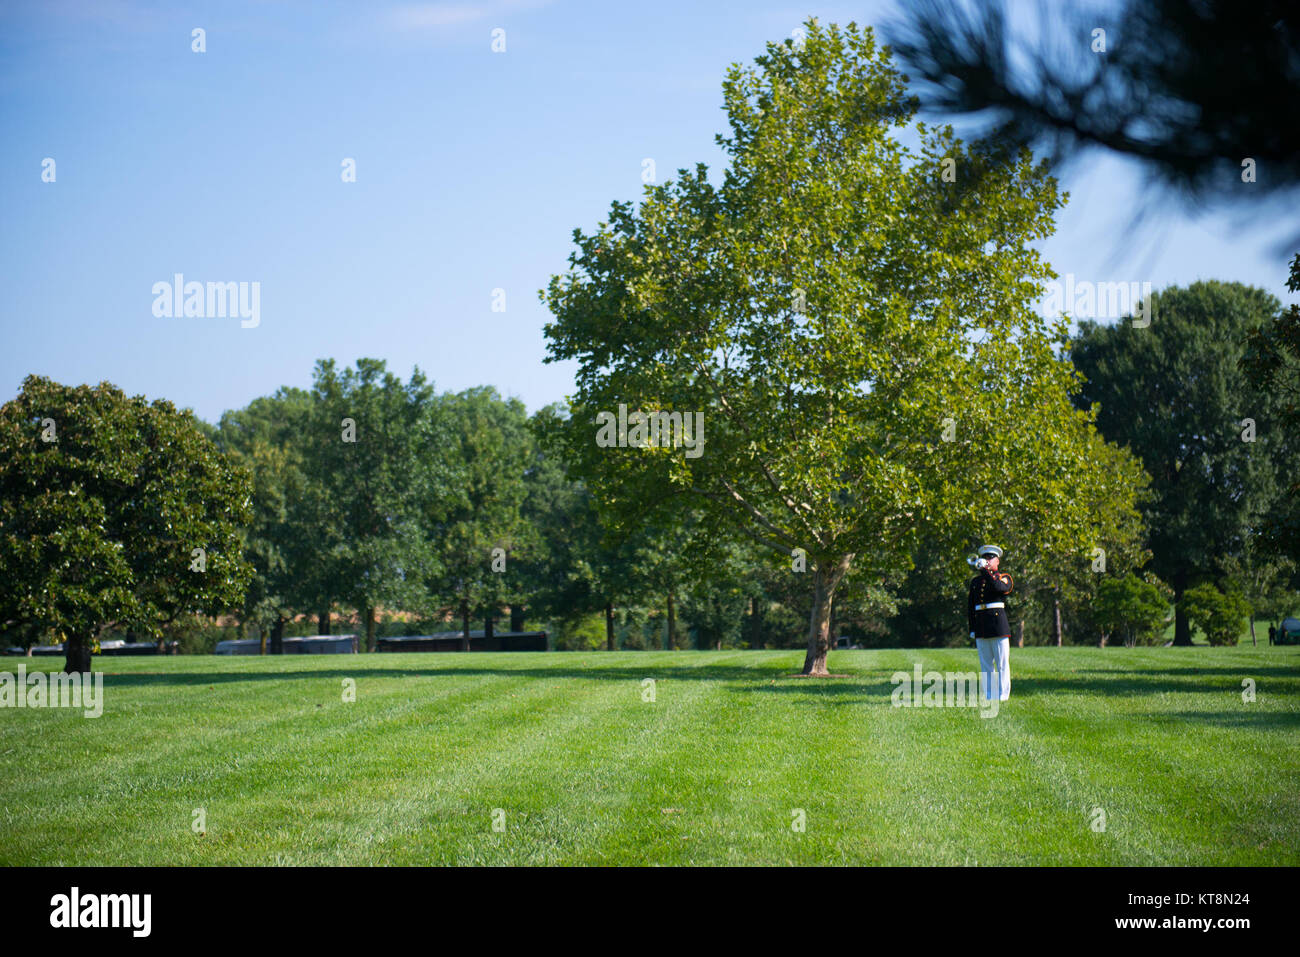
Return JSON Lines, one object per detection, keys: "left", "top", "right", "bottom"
{"left": 1, "top": 0, "right": 1295, "bottom": 424}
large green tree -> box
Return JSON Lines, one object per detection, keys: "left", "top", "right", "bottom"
{"left": 214, "top": 387, "right": 317, "bottom": 651}
{"left": 427, "top": 387, "right": 532, "bottom": 643}
{"left": 542, "top": 19, "right": 1140, "bottom": 674}
{"left": 0, "top": 376, "right": 252, "bottom": 672}
{"left": 1241, "top": 254, "right": 1300, "bottom": 565}
{"left": 1071, "top": 281, "right": 1293, "bottom": 644}
{"left": 519, "top": 404, "right": 606, "bottom": 629}
{"left": 307, "top": 359, "right": 450, "bottom": 651}
{"left": 530, "top": 403, "right": 701, "bottom": 651}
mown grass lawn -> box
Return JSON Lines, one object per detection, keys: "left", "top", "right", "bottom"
{"left": 1, "top": 646, "right": 1297, "bottom": 865}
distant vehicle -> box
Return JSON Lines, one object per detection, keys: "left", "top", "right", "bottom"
{"left": 1277, "top": 618, "right": 1300, "bottom": 646}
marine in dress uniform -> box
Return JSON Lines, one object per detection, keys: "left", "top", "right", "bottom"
{"left": 967, "top": 544, "right": 1013, "bottom": 701}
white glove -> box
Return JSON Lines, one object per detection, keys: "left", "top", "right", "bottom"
{"left": 974, "top": 557, "right": 989, "bottom": 570}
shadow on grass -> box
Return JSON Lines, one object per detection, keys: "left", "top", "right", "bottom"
{"left": 1014, "top": 670, "right": 1299, "bottom": 697}
{"left": 94, "top": 663, "right": 816, "bottom": 689}
{"left": 1149, "top": 710, "right": 1300, "bottom": 729}
{"left": 1071, "top": 667, "right": 1300, "bottom": 677}
{"left": 88, "top": 662, "right": 1299, "bottom": 707}
{"left": 90, "top": 665, "right": 921, "bottom": 709}
{"left": 728, "top": 668, "right": 1300, "bottom": 704}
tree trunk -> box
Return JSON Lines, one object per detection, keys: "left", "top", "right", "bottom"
{"left": 605, "top": 602, "right": 615, "bottom": 651}
{"left": 510, "top": 604, "right": 525, "bottom": 632}
{"left": 801, "top": 555, "right": 853, "bottom": 676}
{"left": 1015, "top": 619, "right": 1025, "bottom": 648}
{"left": 666, "top": 591, "right": 677, "bottom": 650}
{"left": 270, "top": 617, "right": 284, "bottom": 655}
{"left": 364, "top": 606, "right": 377, "bottom": 653}
{"left": 485, "top": 612, "right": 495, "bottom": 641}
{"left": 318, "top": 611, "right": 330, "bottom": 635}
{"left": 64, "top": 633, "right": 92, "bottom": 674}
{"left": 1172, "top": 569, "right": 1192, "bottom": 645}
{"left": 1249, "top": 615, "right": 1257, "bottom": 647}
{"left": 749, "top": 595, "right": 763, "bottom": 650}
{"left": 1052, "top": 591, "right": 1063, "bottom": 647}
{"left": 460, "top": 598, "right": 471, "bottom": 651}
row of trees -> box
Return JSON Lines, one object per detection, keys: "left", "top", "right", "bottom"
{"left": 7, "top": 283, "right": 1291, "bottom": 671}
{"left": 211, "top": 360, "right": 534, "bottom": 653}
{"left": 213, "top": 362, "right": 836, "bottom": 655}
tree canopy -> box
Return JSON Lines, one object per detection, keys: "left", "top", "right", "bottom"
{"left": 1070, "top": 281, "right": 1294, "bottom": 643}
{"left": 0, "top": 376, "right": 252, "bottom": 671}
{"left": 542, "top": 19, "right": 1145, "bottom": 674}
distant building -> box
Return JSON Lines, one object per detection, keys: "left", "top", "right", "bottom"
{"left": 376, "top": 631, "right": 548, "bottom": 652}
{"left": 214, "top": 634, "right": 359, "bottom": 655}
{"left": 6, "top": 640, "right": 172, "bottom": 656}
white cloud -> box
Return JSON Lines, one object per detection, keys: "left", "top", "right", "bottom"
{"left": 385, "top": 0, "right": 552, "bottom": 31}
{"left": 388, "top": 4, "right": 491, "bottom": 29}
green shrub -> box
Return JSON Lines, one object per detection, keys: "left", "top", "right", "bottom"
{"left": 1094, "top": 574, "right": 1171, "bottom": 646}
{"left": 1181, "top": 582, "right": 1252, "bottom": 646}
{"left": 554, "top": 614, "right": 606, "bottom": 651}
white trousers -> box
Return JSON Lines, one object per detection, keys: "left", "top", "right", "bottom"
{"left": 976, "top": 637, "right": 1010, "bottom": 700}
